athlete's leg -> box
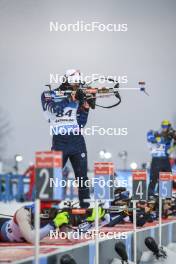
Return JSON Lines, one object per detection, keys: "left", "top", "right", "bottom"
{"left": 51, "top": 135, "right": 69, "bottom": 166}
{"left": 70, "top": 152, "right": 90, "bottom": 206}
{"left": 69, "top": 136, "right": 90, "bottom": 206}
{"left": 148, "top": 158, "right": 159, "bottom": 197}
{"left": 154, "top": 157, "right": 172, "bottom": 194}
{"left": 161, "top": 157, "right": 171, "bottom": 172}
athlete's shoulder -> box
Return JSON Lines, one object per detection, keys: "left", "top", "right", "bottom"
{"left": 147, "top": 130, "right": 155, "bottom": 140}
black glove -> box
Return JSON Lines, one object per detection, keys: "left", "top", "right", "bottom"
{"left": 79, "top": 200, "right": 90, "bottom": 208}
{"left": 48, "top": 208, "right": 58, "bottom": 219}
{"left": 86, "top": 96, "right": 96, "bottom": 109}
{"left": 75, "top": 89, "right": 85, "bottom": 105}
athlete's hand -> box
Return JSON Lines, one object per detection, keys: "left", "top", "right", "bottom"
{"left": 75, "top": 89, "right": 85, "bottom": 105}
{"left": 86, "top": 97, "right": 96, "bottom": 109}
{"left": 53, "top": 211, "right": 69, "bottom": 228}
{"left": 70, "top": 92, "right": 76, "bottom": 101}
{"left": 145, "top": 207, "right": 151, "bottom": 213}
{"left": 83, "top": 101, "right": 90, "bottom": 109}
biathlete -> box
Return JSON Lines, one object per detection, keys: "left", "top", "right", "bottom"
{"left": 0, "top": 203, "right": 106, "bottom": 243}
{"left": 147, "top": 120, "right": 176, "bottom": 197}
{"left": 0, "top": 203, "right": 69, "bottom": 244}
{"left": 41, "top": 69, "right": 95, "bottom": 208}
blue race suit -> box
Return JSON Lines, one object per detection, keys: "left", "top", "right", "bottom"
{"left": 147, "top": 130, "right": 172, "bottom": 197}
{"left": 41, "top": 87, "right": 90, "bottom": 204}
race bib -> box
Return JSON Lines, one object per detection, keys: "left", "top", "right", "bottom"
{"left": 45, "top": 102, "right": 79, "bottom": 134}
{"left": 151, "top": 143, "right": 166, "bottom": 157}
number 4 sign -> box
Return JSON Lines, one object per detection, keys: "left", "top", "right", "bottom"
{"left": 159, "top": 172, "right": 172, "bottom": 198}
{"left": 132, "top": 170, "right": 147, "bottom": 200}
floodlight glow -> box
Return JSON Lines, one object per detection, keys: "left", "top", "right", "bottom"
{"left": 99, "top": 150, "right": 105, "bottom": 159}
{"left": 130, "top": 162, "right": 138, "bottom": 170}
{"left": 15, "top": 154, "right": 23, "bottom": 162}
{"left": 104, "top": 152, "right": 112, "bottom": 159}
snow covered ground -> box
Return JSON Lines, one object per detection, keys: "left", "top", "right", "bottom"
{"left": 0, "top": 201, "right": 31, "bottom": 216}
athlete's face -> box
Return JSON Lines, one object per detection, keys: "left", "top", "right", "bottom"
{"left": 161, "top": 126, "right": 169, "bottom": 133}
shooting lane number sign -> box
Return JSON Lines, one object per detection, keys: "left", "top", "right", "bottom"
{"left": 35, "top": 151, "right": 63, "bottom": 200}
{"left": 94, "top": 162, "right": 114, "bottom": 200}
{"left": 159, "top": 172, "right": 172, "bottom": 198}
{"left": 132, "top": 170, "right": 147, "bottom": 200}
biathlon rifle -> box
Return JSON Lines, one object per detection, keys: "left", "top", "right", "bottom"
{"left": 45, "top": 78, "right": 148, "bottom": 109}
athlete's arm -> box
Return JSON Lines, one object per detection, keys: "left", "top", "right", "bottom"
{"left": 15, "top": 208, "right": 54, "bottom": 244}
{"left": 147, "top": 130, "right": 157, "bottom": 143}
{"left": 77, "top": 105, "right": 89, "bottom": 128}
{"left": 41, "top": 91, "right": 70, "bottom": 113}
